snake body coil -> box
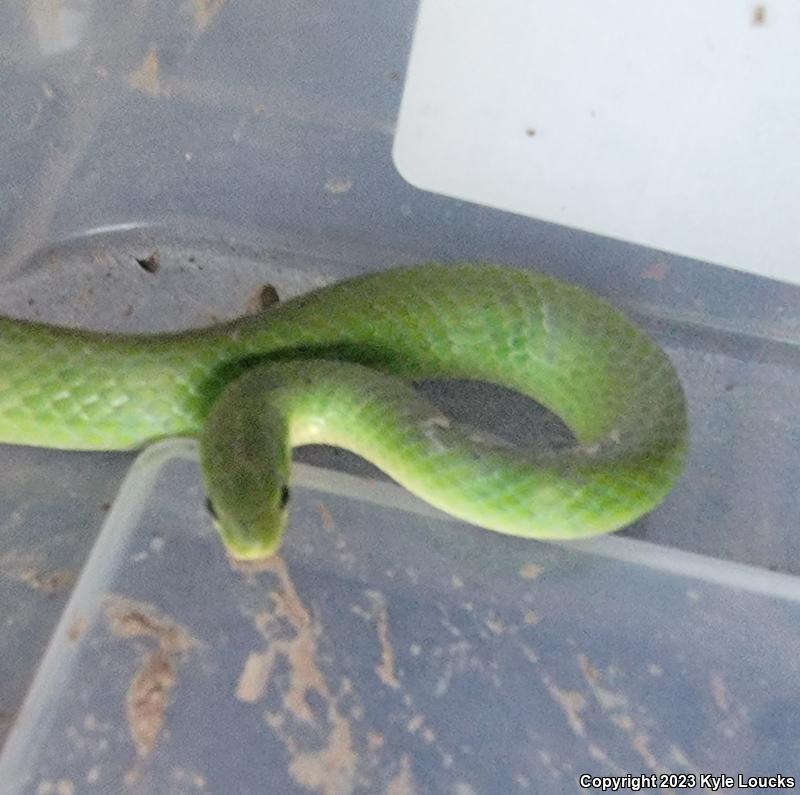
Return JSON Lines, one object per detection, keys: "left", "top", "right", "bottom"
{"left": 0, "top": 263, "right": 687, "bottom": 558}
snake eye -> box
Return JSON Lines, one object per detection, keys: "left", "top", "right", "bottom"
{"left": 279, "top": 485, "right": 290, "bottom": 509}
{"left": 205, "top": 497, "right": 218, "bottom": 520}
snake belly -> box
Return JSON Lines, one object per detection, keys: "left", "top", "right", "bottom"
{"left": 0, "top": 263, "right": 688, "bottom": 549}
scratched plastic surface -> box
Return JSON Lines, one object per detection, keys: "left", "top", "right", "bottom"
{"left": 1, "top": 439, "right": 799, "bottom": 794}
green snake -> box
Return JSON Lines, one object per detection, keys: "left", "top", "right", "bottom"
{"left": 0, "top": 263, "right": 688, "bottom": 559}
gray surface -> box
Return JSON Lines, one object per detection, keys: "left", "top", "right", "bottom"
{"left": 3, "top": 442, "right": 800, "bottom": 794}
{"left": 1, "top": 0, "right": 799, "bottom": 777}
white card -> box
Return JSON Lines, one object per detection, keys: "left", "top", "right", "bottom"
{"left": 394, "top": 0, "right": 800, "bottom": 285}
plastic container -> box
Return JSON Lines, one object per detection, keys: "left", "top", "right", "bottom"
{"left": 2, "top": 440, "right": 800, "bottom": 793}
{"left": 1, "top": 0, "right": 800, "bottom": 790}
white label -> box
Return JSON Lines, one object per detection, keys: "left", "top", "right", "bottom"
{"left": 394, "top": 0, "right": 800, "bottom": 285}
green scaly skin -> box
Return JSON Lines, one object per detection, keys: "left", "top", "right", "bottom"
{"left": 0, "top": 263, "right": 688, "bottom": 559}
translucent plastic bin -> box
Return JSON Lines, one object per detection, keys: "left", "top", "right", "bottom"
{"left": 1, "top": 440, "right": 799, "bottom": 793}
{"left": 2, "top": 0, "right": 800, "bottom": 788}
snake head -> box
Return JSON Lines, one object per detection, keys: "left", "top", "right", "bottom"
{"left": 203, "top": 479, "right": 290, "bottom": 560}
{"left": 199, "top": 379, "right": 292, "bottom": 561}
